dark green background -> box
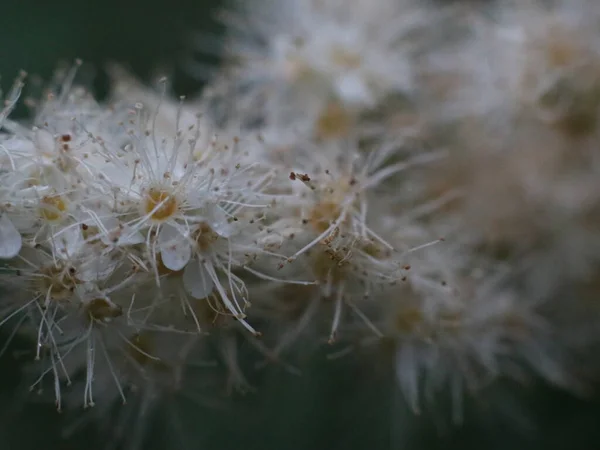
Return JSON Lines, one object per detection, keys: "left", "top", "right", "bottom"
{"left": 1, "top": 1, "right": 600, "bottom": 449}
{"left": 1, "top": 0, "right": 220, "bottom": 103}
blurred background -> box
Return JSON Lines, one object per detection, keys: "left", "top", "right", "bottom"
{"left": 1, "top": 0, "right": 600, "bottom": 449}
{"left": 1, "top": 0, "right": 220, "bottom": 105}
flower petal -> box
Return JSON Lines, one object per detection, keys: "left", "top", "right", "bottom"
{"left": 0, "top": 215, "right": 21, "bottom": 259}
{"left": 208, "top": 206, "right": 236, "bottom": 237}
{"left": 78, "top": 255, "right": 118, "bottom": 282}
{"left": 52, "top": 226, "right": 82, "bottom": 259}
{"left": 336, "top": 73, "right": 373, "bottom": 106}
{"left": 161, "top": 243, "right": 192, "bottom": 272}
{"left": 98, "top": 217, "right": 144, "bottom": 246}
{"left": 183, "top": 259, "right": 214, "bottom": 299}
{"left": 158, "top": 225, "right": 191, "bottom": 271}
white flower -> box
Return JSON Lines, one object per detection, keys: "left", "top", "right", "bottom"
{"left": 0, "top": 72, "right": 27, "bottom": 259}
{"left": 216, "top": 0, "right": 430, "bottom": 132}
{"left": 373, "top": 254, "right": 575, "bottom": 421}
{"left": 267, "top": 139, "right": 445, "bottom": 265}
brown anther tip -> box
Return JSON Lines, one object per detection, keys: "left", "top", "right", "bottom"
{"left": 289, "top": 172, "right": 296, "bottom": 180}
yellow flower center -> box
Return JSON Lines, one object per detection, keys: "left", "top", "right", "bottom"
{"left": 37, "top": 264, "right": 79, "bottom": 301}
{"left": 330, "top": 47, "right": 362, "bottom": 70}
{"left": 40, "top": 195, "right": 67, "bottom": 222}
{"left": 192, "top": 222, "right": 219, "bottom": 251}
{"left": 144, "top": 188, "right": 178, "bottom": 221}
{"left": 86, "top": 298, "right": 123, "bottom": 322}
{"left": 315, "top": 102, "right": 353, "bottom": 140}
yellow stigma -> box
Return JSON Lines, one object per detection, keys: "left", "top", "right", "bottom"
{"left": 37, "top": 263, "right": 79, "bottom": 301}
{"left": 309, "top": 200, "right": 342, "bottom": 233}
{"left": 544, "top": 25, "right": 581, "bottom": 68}
{"left": 394, "top": 307, "right": 462, "bottom": 336}
{"left": 144, "top": 188, "right": 178, "bottom": 221}
{"left": 39, "top": 195, "right": 67, "bottom": 222}
{"left": 394, "top": 307, "right": 424, "bottom": 334}
{"left": 330, "top": 47, "right": 362, "bottom": 70}
{"left": 311, "top": 247, "right": 348, "bottom": 285}
{"left": 192, "top": 222, "right": 219, "bottom": 252}
{"left": 307, "top": 177, "right": 356, "bottom": 233}
{"left": 315, "top": 102, "right": 353, "bottom": 140}
{"left": 85, "top": 298, "right": 123, "bottom": 322}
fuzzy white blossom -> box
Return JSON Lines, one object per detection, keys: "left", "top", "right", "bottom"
{"left": 0, "top": 0, "right": 599, "bottom": 448}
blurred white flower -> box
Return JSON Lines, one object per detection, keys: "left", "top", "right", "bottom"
{"left": 0, "top": 0, "right": 598, "bottom": 440}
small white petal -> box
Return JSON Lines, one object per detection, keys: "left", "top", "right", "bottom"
{"left": 211, "top": 220, "right": 236, "bottom": 238}
{"left": 8, "top": 209, "right": 36, "bottom": 230}
{"left": 183, "top": 259, "right": 214, "bottom": 299}
{"left": 118, "top": 229, "right": 145, "bottom": 246}
{"left": 0, "top": 215, "right": 21, "bottom": 259}
{"left": 98, "top": 217, "right": 144, "bottom": 246}
{"left": 158, "top": 225, "right": 192, "bottom": 271}
{"left": 78, "top": 255, "right": 118, "bottom": 282}
{"left": 336, "top": 73, "right": 373, "bottom": 106}
{"left": 34, "top": 128, "right": 55, "bottom": 154}
{"left": 157, "top": 223, "right": 181, "bottom": 245}
{"left": 161, "top": 242, "right": 192, "bottom": 272}
{"left": 52, "top": 226, "right": 82, "bottom": 259}
{"left": 208, "top": 207, "right": 236, "bottom": 238}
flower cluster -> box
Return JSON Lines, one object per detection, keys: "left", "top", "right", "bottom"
{"left": 1, "top": 0, "right": 599, "bottom": 444}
